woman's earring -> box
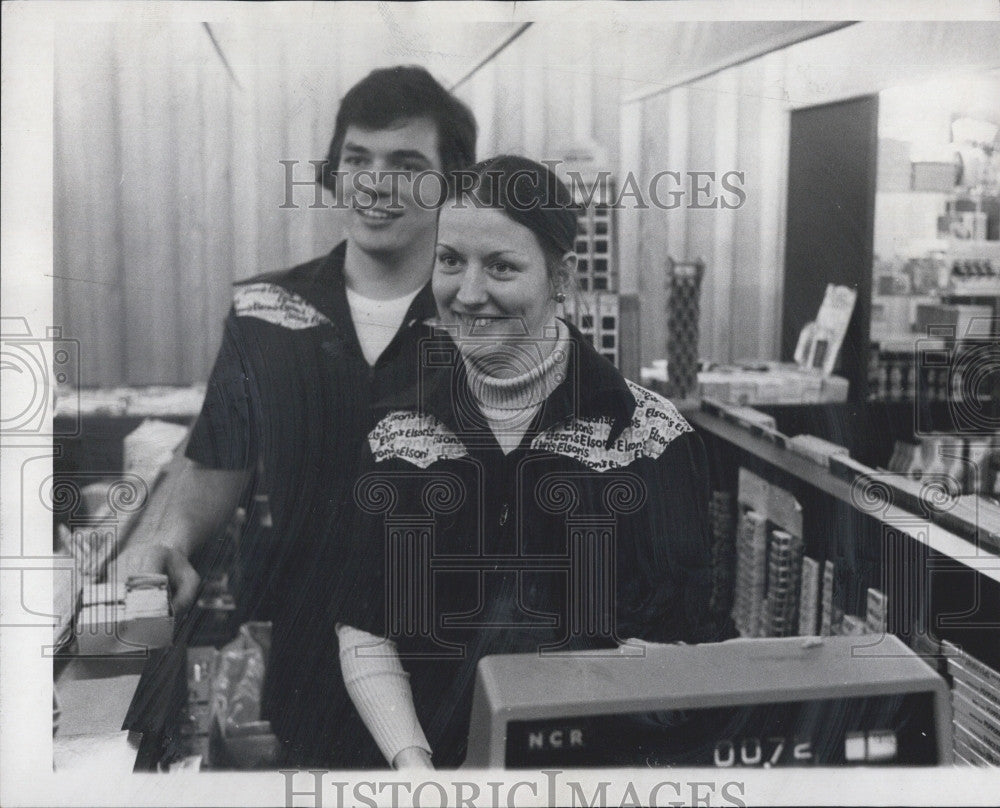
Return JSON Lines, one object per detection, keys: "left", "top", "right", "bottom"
{"left": 554, "top": 291, "right": 566, "bottom": 304}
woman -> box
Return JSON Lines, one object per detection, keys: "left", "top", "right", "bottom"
{"left": 334, "top": 156, "right": 723, "bottom": 770}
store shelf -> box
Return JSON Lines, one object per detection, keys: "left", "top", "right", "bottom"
{"left": 688, "top": 409, "right": 1000, "bottom": 584}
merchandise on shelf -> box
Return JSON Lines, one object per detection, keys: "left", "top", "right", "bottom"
{"left": 942, "top": 639, "right": 1000, "bottom": 767}
{"left": 788, "top": 434, "right": 850, "bottom": 469}
{"left": 820, "top": 560, "right": 837, "bottom": 637}
{"left": 732, "top": 509, "right": 767, "bottom": 638}
{"left": 708, "top": 490, "right": 737, "bottom": 618}
{"left": 560, "top": 291, "right": 621, "bottom": 368}
{"left": 571, "top": 177, "right": 616, "bottom": 293}
{"left": 760, "top": 529, "right": 804, "bottom": 638}
{"left": 866, "top": 588, "right": 888, "bottom": 635}
{"left": 663, "top": 258, "right": 704, "bottom": 400}
{"left": 693, "top": 362, "right": 849, "bottom": 405}
{"left": 76, "top": 573, "right": 173, "bottom": 655}
{"left": 731, "top": 469, "right": 804, "bottom": 639}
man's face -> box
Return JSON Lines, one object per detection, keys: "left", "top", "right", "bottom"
{"left": 337, "top": 117, "right": 444, "bottom": 257}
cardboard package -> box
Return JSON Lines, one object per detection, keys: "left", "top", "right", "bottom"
{"left": 77, "top": 573, "right": 173, "bottom": 655}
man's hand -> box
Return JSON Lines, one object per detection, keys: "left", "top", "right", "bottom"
{"left": 113, "top": 543, "right": 200, "bottom": 613}
{"left": 107, "top": 461, "right": 249, "bottom": 615}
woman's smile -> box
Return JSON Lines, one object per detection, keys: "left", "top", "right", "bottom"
{"left": 433, "top": 206, "right": 555, "bottom": 347}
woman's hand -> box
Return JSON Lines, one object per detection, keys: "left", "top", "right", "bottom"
{"left": 392, "top": 746, "right": 435, "bottom": 770}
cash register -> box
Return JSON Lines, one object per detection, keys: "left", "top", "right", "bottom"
{"left": 463, "top": 635, "right": 952, "bottom": 768}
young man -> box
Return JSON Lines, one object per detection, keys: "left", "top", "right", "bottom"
{"left": 114, "top": 66, "right": 476, "bottom": 767}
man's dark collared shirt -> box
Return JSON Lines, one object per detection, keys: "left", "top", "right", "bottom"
{"left": 186, "top": 241, "right": 435, "bottom": 766}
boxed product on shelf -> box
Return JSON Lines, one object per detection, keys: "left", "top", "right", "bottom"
{"left": 695, "top": 363, "right": 849, "bottom": 405}
{"left": 866, "top": 588, "right": 888, "bottom": 635}
{"left": 77, "top": 573, "right": 173, "bottom": 655}
{"left": 798, "top": 556, "right": 821, "bottom": 636}
{"left": 947, "top": 244, "right": 1000, "bottom": 295}
{"left": 708, "top": 490, "right": 737, "bottom": 617}
{"left": 794, "top": 284, "right": 857, "bottom": 377}
{"left": 952, "top": 691, "right": 1000, "bottom": 747}
{"left": 699, "top": 398, "right": 789, "bottom": 449}
{"left": 836, "top": 614, "right": 869, "bottom": 636}
{"left": 731, "top": 468, "right": 804, "bottom": 639}
{"left": 788, "top": 434, "right": 850, "bottom": 468}
{"left": 732, "top": 509, "right": 768, "bottom": 638}
{"left": 943, "top": 640, "right": 1000, "bottom": 695}
{"left": 953, "top": 723, "right": 1000, "bottom": 766}
{"left": 870, "top": 467, "right": 1000, "bottom": 551}
{"left": 820, "top": 560, "right": 836, "bottom": 636}
{"left": 869, "top": 340, "right": 919, "bottom": 402}
{"left": 560, "top": 292, "right": 622, "bottom": 368}
{"left": 885, "top": 435, "right": 1000, "bottom": 498}
{"left": 953, "top": 748, "right": 975, "bottom": 766}
{"left": 821, "top": 374, "right": 850, "bottom": 402}
{"left": 716, "top": 404, "right": 778, "bottom": 437}
{"left": 760, "top": 528, "right": 804, "bottom": 637}
{"left": 952, "top": 679, "right": 1000, "bottom": 727}
{"left": 915, "top": 303, "right": 994, "bottom": 340}
{"left": 941, "top": 495, "right": 1000, "bottom": 554}
{"left": 942, "top": 640, "right": 1000, "bottom": 767}
{"left": 954, "top": 737, "right": 997, "bottom": 767}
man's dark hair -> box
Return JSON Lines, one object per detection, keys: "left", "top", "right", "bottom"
{"left": 318, "top": 65, "right": 477, "bottom": 192}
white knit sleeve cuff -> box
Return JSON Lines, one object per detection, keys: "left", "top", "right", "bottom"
{"left": 337, "top": 624, "right": 432, "bottom": 764}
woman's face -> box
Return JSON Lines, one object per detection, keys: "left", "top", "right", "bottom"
{"left": 434, "top": 204, "right": 557, "bottom": 355}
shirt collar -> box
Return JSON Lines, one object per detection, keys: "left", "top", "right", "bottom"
{"left": 238, "top": 240, "right": 437, "bottom": 345}
{"left": 378, "top": 319, "right": 637, "bottom": 447}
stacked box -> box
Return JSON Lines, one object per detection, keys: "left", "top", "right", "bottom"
{"left": 798, "top": 556, "right": 821, "bottom": 636}
{"left": 721, "top": 406, "right": 777, "bottom": 433}
{"left": 866, "top": 588, "right": 888, "bottom": 635}
{"left": 788, "top": 434, "right": 850, "bottom": 468}
{"left": 760, "top": 529, "right": 804, "bottom": 637}
{"left": 835, "top": 614, "right": 869, "bottom": 636}
{"left": 77, "top": 573, "right": 173, "bottom": 655}
{"left": 696, "top": 366, "right": 849, "bottom": 405}
{"left": 560, "top": 292, "right": 620, "bottom": 368}
{"left": 708, "top": 491, "right": 737, "bottom": 617}
{"left": 729, "top": 470, "right": 805, "bottom": 638}
{"left": 664, "top": 259, "right": 704, "bottom": 401}
{"left": 868, "top": 341, "right": 918, "bottom": 402}
{"left": 820, "top": 560, "right": 837, "bottom": 636}
{"left": 572, "top": 179, "right": 616, "bottom": 293}
{"left": 732, "top": 510, "right": 768, "bottom": 637}
{"left": 942, "top": 640, "right": 1000, "bottom": 766}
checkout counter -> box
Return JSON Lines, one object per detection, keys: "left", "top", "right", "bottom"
{"left": 55, "top": 630, "right": 953, "bottom": 772}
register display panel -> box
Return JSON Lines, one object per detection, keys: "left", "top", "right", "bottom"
{"left": 504, "top": 692, "right": 938, "bottom": 767}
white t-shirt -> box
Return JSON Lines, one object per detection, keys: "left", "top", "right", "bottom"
{"left": 345, "top": 286, "right": 422, "bottom": 365}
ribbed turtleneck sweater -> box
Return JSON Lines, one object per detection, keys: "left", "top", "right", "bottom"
{"left": 463, "top": 318, "right": 571, "bottom": 454}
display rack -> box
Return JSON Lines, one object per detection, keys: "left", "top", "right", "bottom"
{"left": 689, "top": 407, "right": 1000, "bottom": 673}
